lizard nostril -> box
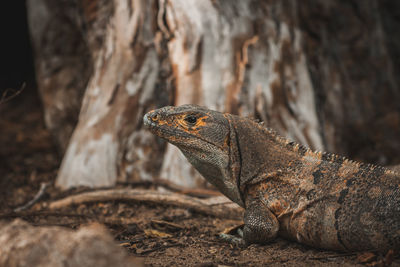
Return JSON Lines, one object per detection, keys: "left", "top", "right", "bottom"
{"left": 151, "top": 114, "right": 160, "bottom": 121}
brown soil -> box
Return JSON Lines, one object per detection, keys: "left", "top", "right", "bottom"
{"left": 0, "top": 89, "right": 398, "bottom": 266}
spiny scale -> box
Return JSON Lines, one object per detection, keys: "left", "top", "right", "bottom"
{"left": 255, "top": 118, "right": 397, "bottom": 175}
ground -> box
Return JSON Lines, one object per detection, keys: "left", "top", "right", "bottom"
{"left": 0, "top": 89, "right": 398, "bottom": 266}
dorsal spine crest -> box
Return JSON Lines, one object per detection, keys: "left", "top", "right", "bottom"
{"left": 254, "top": 118, "right": 397, "bottom": 174}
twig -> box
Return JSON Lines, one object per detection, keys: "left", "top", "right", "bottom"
{"left": 0, "top": 211, "right": 90, "bottom": 219}
{"left": 48, "top": 189, "right": 243, "bottom": 219}
{"left": 31, "top": 223, "right": 82, "bottom": 227}
{"left": 0, "top": 83, "right": 25, "bottom": 105}
{"left": 308, "top": 252, "right": 357, "bottom": 260}
{"left": 136, "top": 243, "right": 184, "bottom": 255}
{"left": 99, "top": 217, "right": 142, "bottom": 226}
{"left": 151, "top": 219, "right": 184, "bottom": 230}
{"left": 14, "top": 182, "right": 49, "bottom": 212}
{"left": 119, "top": 236, "right": 146, "bottom": 245}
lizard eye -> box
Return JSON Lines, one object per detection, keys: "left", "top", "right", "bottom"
{"left": 184, "top": 115, "right": 197, "bottom": 125}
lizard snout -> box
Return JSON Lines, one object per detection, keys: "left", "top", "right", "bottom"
{"left": 143, "top": 111, "right": 159, "bottom": 127}
{"left": 144, "top": 106, "right": 175, "bottom": 127}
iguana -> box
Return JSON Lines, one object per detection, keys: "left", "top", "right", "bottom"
{"left": 143, "top": 104, "right": 400, "bottom": 252}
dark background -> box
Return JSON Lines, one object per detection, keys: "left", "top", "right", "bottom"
{"left": 0, "top": 0, "right": 34, "bottom": 94}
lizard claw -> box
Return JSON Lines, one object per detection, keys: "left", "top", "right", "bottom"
{"left": 218, "top": 224, "right": 246, "bottom": 247}
{"left": 219, "top": 233, "right": 246, "bottom": 246}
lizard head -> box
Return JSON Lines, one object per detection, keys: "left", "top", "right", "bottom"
{"left": 144, "top": 104, "right": 244, "bottom": 207}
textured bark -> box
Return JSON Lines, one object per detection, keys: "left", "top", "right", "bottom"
{"left": 27, "top": 0, "right": 400, "bottom": 189}
{"left": 27, "top": 0, "right": 92, "bottom": 152}
{"left": 0, "top": 219, "right": 142, "bottom": 267}
{"left": 160, "top": 1, "right": 324, "bottom": 187}
{"left": 300, "top": 0, "right": 400, "bottom": 164}
{"left": 55, "top": 0, "right": 172, "bottom": 188}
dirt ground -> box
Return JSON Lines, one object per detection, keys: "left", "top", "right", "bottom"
{"left": 0, "top": 89, "right": 399, "bottom": 266}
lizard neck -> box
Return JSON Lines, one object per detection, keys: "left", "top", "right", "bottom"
{"left": 228, "top": 115, "right": 306, "bottom": 190}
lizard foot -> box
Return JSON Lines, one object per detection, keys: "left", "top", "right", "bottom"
{"left": 218, "top": 224, "right": 246, "bottom": 246}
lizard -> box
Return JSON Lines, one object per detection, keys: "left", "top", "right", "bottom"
{"left": 143, "top": 104, "right": 400, "bottom": 252}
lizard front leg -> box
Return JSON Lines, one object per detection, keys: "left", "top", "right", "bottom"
{"left": 243, "top": 199, "right": 280, "bottom": 245}
{"left": 219, "top": 199, "right": 279, "bottom": 246}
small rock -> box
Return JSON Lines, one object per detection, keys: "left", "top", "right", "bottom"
{"left": 0, "top": 219, "right": 143, "bottom": 267}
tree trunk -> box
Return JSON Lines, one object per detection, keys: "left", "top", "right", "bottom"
{"left": 27, "top": 0, "right": 400, "bottom": 189}
{"left": 27, "top": 0, "right": 92, "bottom": 152}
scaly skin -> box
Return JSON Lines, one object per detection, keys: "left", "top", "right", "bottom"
{"left": 143, "top": 104, "right": 400, "bottom": 252}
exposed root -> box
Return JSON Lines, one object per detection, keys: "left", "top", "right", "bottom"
{"left": 14, "top": 182, "right": 49, "bottom": 212}
{"left": 49, "top": 188, "right": 243, "bottom": 219}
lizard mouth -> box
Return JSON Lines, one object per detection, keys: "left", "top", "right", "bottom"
{"left": 143, "top": 111, "right": 191, "bottom": 142}
{"left": 143, "top": 112, "right": 169, "bottom": 137}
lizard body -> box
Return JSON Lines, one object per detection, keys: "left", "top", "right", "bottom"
{"left": 143, "top": 104, "right": 400, "bottom": 252}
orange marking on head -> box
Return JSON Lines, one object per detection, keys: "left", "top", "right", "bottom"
{"left": 177, "top": 115, "right": 209, "bottom": 132}
{"left": 182, "top": 128, "right": 197, "bottom": 135}
{"left": 158, "top": 120, "right": 171, "bottom": 126}
{"left": 196, "top": 116, "right": 209, "bottom": 127}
